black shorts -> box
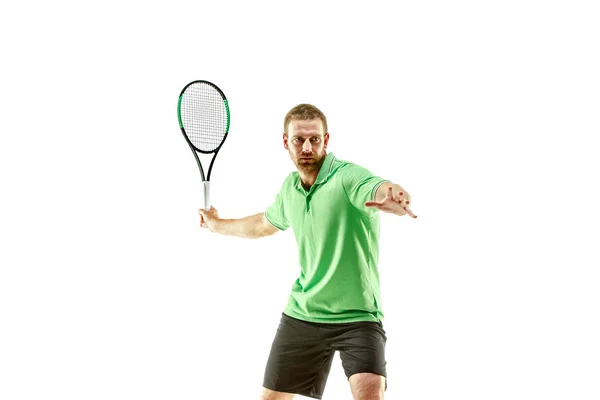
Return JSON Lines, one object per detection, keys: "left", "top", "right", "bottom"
{"left": 262, "top": 312, "right": 387, "bottom": 399}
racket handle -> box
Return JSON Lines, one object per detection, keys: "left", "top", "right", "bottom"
{"left": 203, "top": 181, "right": 210, "bottom": 209}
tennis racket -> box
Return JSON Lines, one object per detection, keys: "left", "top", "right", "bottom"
{"left": 177, "top": 80, "right": 230, "bottom": 213}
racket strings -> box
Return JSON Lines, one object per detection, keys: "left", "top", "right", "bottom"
{"left": 180, "top": 83, "right": 228, "bottom": 152}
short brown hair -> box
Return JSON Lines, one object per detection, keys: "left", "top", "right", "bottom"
{"left": 283, "top": 104, "right": 328, "bottom": 135}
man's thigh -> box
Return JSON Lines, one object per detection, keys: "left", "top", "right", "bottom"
{"left": 326, "top": 320, "right": 388, "bottom": 390}
{"left": 262, "top": 313, "right": 335, "bottom": 400}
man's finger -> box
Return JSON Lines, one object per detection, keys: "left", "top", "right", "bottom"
{"left": 403, "top": 207, "right": 417, "bottom": 218}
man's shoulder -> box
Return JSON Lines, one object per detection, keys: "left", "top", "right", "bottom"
{"left": 283, "top": 170, "right": 299, "bottom": 183}
{"left": 275, "top": 171, "right": 299, "bottom": 192}
{"left": 331, "top": 157, "right": 375, "bottom": 178}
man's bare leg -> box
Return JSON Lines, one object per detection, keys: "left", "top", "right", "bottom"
{"left": 349, "top": 372, "right": 385, "bottom": 400}
{"left": 259, "top": 387, "right": 295, "bottom": 400}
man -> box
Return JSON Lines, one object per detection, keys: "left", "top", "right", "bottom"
{"left": 198, "top": 104, "right": 416, "bottom": 400}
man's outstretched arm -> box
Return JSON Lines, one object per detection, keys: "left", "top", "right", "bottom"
{"left": 198, "top": 207, "right": 280, "bottom": 238}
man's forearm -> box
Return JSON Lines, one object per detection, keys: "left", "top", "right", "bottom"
{"left": 213, "top": 213, "right": 268, "bottom": 238}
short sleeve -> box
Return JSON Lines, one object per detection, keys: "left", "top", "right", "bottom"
{"left": 264, "top": 182, "right": 290, "bottom": 231}
{"left": 341, "top": 163, "right": 389, "bottom": 216}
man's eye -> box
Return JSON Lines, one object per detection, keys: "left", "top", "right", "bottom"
{"left": 311, "top": 137, "right": 320, "bottom": 142}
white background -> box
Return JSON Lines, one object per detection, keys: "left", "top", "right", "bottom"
{"left": 1, "top": 1, "right": 599, "bottom": 399}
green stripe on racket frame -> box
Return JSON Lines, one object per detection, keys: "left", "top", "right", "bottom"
{"left": 177, "top": 80, "right": 230, "bottom": 210}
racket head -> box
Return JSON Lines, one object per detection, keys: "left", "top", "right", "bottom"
{"left": 177, "top": 80, "right": 230, "bottom": 154}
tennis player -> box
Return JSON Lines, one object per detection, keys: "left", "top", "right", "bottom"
{"left": 198, "top": 104, "right": 416, "bottom": 400}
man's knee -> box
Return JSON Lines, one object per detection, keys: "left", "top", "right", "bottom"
{"left": 349, "top": 372, "right": 386, "bottom": 400}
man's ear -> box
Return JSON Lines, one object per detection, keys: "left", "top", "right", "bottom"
{"left": 324, "top": 132, "right": 330, "bottom": 149}
{"left": 283, "top": 133, "right": 289, "bottom": 150}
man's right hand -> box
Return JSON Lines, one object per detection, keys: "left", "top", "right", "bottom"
{"left": 198, "top": 206, "right": 220, "bottom": 232}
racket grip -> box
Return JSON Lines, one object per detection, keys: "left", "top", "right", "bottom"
{"left": 203, "top": 181, "right": 210, "bottom": 209}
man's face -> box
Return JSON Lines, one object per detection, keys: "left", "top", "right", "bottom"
{"left": 283, "top": 119, "right": 329, "bottom": 173}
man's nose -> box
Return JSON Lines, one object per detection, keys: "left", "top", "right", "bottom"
{"left": 302, "top": 139, "right": 312, "bottom": 152}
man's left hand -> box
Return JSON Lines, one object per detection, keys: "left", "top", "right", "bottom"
{"left": 365, "top": 187, "right": 417, "bottom": 218}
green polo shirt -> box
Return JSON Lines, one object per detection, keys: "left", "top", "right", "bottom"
{"left": 264, "top": 152, "right": 389, "bottom": 323}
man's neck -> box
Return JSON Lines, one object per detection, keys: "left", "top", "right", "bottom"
{"left": 299, "top": 171, "right": 318, "bottom": 190}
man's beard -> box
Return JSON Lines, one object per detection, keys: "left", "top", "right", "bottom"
{"left": 294, "top": 152, "right": 325, "bottom": 173}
